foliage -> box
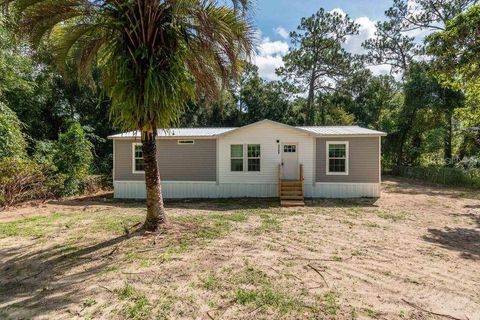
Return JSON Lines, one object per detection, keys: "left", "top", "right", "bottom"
{"left": 362, "top": 18, "right": 419, "bottom": 74}
{"left": 385, "top": 0, "right": 475, "bottom": 30}
{"left": 9, "top": 0, "right": 253, "bottom": 132}
{"left": 0, "top": 157, "right": 48, "bottom": 208}
{"left": 277, "top": 8, "right": 359, "bottom": 125}
{"left": 54, "top": 122, "right": 93, "bottom": 179}
{"left": 391, "top": 165, "right": 480, "bottom": 188}
{"left": 0, "top": 101, "right": 27, "bottom": 159}
{"left": 426, "top": 5, "right": 480, "bottom": 116}
{"left": 239, "top": 64, "right": 294, "bottom": 124}
{"left": 53, "top": 122, "right": 93, "bottom": 195}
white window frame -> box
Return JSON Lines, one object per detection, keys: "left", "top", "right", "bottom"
{"left": 230, "top": 144, "right": 244, "bottom": 172}
{"left": 247, "top": 144, "right": 261, "bottom": 172}
{"left": 326, "top": 141, "right": 349, "bottom": 175}
{"left": 177, "top": 140, "right": 195, "bottom": 145}
{"left": 132, "top": 142, "right": 145, "bottom": 174}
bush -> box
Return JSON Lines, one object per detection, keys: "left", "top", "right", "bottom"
{"left": 80, "top": 175, "right": 112, "bottom": 194}
{"left": 52, "top": 122, "right": 94, "bottom": 195}
{"left": 0, "top": 102, "right": 27, "bottom": 159}
{"left": 390, "top": 165, "right": 480, "bottom": 188}
{"left": 54, "top": 122, "right": 93, "bottom": 179}
{"left": 0, "top": 157, "right": 48, "bottom": 208}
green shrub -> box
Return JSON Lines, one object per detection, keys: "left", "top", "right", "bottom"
{"left": 32, "top": 140, "right": 58, "bottom": 166}
{"left": 53, "top": 122, "right": 93, "bottom": 195}
{"left": 391, "top": 165, "right": 480, "bottom": 188}
{"left": 0, "top": 102, "right": 27, "bottom": 159}
{"left": 54, "top": 122, "right": 93, "bottom": 179}
{"left": 0, "top": 157, "right": 48, "bottom": 208}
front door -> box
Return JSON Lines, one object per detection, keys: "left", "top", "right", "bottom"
{"left": 281, "top": 143, "right": 299, "bottom": 180}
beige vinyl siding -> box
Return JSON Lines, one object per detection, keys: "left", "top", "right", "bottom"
{"left": 217, "top": 121, "right": 315, "bottom": 185}
{"left": 316, "top": 137, "right": 380, "bottom": 183}
{"left": 114, "top": 139, "right": 216, "bottom": 181}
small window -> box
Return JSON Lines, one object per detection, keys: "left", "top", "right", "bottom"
{"left": 133, "top": 143, "right": 144, "bottom": 173}
{"left": 283, "top": 145, "right": 296, "bottom": 153}
{"left": 177, "top": 140, "right": 194, "bottom": 145}
{"left": 231, "top": 145, "right": 243, "bottom": 171}
{"left": 247, "top": 144, "right": 261, "bottom": 172}
{"left": 326, "top": 142, "right": 348, "bottom": 175}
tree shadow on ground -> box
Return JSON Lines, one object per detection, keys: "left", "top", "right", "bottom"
{"left": 51, "top": 196, "right": 281, "bottom": 211}
{"left": 307, "top": 197, "right": 379, "bottom": 208}
{"left": 0, "top": 230, "right": 140, "bottom": 317}
{"left": 423, "top": 226, "right": 480, "bottom": 260}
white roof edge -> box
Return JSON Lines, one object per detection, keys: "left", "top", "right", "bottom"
{"left": 216, "top": 119, "right": 315, "bottom": 137}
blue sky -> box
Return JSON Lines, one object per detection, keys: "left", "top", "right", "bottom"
{"left": 254, "top": 0, "right": 392, "bottom": 40}
{"left": 249, "top": 0, "right": 404, "bottom": 80}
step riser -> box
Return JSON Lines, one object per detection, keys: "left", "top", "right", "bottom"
{"left": 279, "top": 180, "right": 304, "bottom": 206}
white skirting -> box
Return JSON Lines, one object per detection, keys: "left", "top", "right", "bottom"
{"left": 306, "top": 183, "right": 380, "bottom": 198}
{"left": 113, "top": 181, "right": 380, "bottom": 199}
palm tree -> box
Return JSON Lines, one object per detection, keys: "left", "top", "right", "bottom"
{"left": 8, "top": 0, "right": 253, "bottom": 231}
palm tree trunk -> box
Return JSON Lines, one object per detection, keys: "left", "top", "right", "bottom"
{"left": 142, "top": 130, "right": 166, "bottom": 231}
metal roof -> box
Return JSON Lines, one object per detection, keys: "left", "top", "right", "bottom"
{"left": 108, "top": 120, "right": 386, "bottom": 139}
{"left": 299, "top": 126, "right": 386, "bottom": 136}
{"left": 108, "top": 127, "right": 235, "bottom": 138}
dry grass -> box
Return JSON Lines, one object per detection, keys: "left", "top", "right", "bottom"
{"left": 0, "top": 177, "right": 479, "bottom": 319}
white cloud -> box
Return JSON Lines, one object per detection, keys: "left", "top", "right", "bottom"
{"left": 252, "top": 55, "right": 285, "bottom": 81}
{"left": 252, "top": 36, "right": 289, "bottom": 80}
{"left": 343, "top": 16, "right": 376, "bottom": 55}
{"left": 274, "top": 26, "right": 289, "bottom": 39}
{"left": 257, "top": 37, "right": 289, "bottom": 56}
{"left": 367, "top": 64, "right": 392, "bottom": 76}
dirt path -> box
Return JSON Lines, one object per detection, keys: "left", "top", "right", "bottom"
{"left": 0, "top": 177, "right": 479, "bottom": 319}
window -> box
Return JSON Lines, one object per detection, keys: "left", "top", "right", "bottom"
{"left": 133, "top": 143, "right": 144, "bottom": 173}
{"left": 283, "top": 145, "right": 296, "bottom": 153}
{"left": 326, "top": 141, "right": 349, "bottom": 175}
{"left": 247, "top": 144, "right": 261, "bottom": 171}
{"left": 177, "top": 140, "right": 194, "bottom": 145}
{"left": 230, "top": 145, "right": 243, "bottom": 171}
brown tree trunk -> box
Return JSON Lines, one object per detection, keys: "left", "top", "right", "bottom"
{"left": 142, "top": 130, "right": 166, "bottom": 231}
{"left": 306, "top": 69, "right": 316, "bottom": 125}
{"left": 444, "top": 110, "right": 453, "bottom": 167}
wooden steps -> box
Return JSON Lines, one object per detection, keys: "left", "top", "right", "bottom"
{"left": 279, "top": 179, "right": 304, "bottom": 207}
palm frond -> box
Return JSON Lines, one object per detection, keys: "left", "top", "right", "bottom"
{"left": 8, "top": 0, "right": 254, "bottom": 131}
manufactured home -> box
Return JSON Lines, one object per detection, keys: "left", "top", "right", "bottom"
{"left": 108, "top": 119, "right": 386, "bottom": 206}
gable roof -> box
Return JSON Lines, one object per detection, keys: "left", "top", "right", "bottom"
{"left": 108, "top": 119, "right": 386, "bottom": 139}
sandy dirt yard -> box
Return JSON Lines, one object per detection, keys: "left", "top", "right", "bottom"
{"left": 0, "top": 177, "right": 479, "bottom": 320}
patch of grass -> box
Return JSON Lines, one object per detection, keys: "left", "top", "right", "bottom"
{"left": 231, "top": 266, "right": 271, "bottom": 286}
{"left": 118, "top": 283, "right": 139, "bottom": 300}
{"left": 200, "top": 274, "right": 222, "bottom": 291}
{"left": 92, "top": 214, "right": 144, "bottom": 234}
{"left": 0, "top": 212, "right": 68, "bottom": 238}
{"left": 364, "top": 221, "right": 381, "bottom": 228}
{"left": 323, "top": 292, "right": 339, "bottom": 316}
{"left": 117, "top": 283, "right": 152, "bottom": 320}
{"left": 376, "top": 210, "right": 406, "bottom": 222}
{"left": 339, "top": 219, "right": 355, "bottom": 226}
{"left": 83, "top": 298, "right": 97, "bottom": 308}
{"left": 363, "top": 307, "right": 380, "bottom": 318}
{"left": 234, "top": 288, "right": 303, "bottom": 313}
{"left": 255, "top": 213, "right": 281, "bottom": 234}
{"left": 173, "top": 211, "right": 249, "bottom": 242}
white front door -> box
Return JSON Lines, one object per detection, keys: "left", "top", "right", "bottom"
{"left": 281, "top": 143, "right": 299, "bottom": 180}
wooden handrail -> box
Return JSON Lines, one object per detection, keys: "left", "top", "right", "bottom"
{"left": 278, "top": 164, "right": 282, "bottom": 197}
{"left": 299, "top": 164, "right": 304, "bottom": 196}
